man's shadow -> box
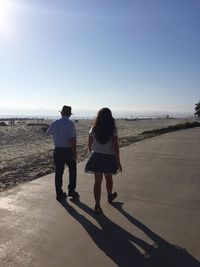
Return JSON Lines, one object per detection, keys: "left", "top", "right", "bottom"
{"left": 61, "top": 200, "right": 200, "bottom": 267}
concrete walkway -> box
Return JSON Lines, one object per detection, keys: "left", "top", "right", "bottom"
{"left": 1, "top": 128, "right": 200, "bottom": 267}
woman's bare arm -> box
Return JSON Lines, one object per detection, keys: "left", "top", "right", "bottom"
{"left": 112, "top": 135, "right": 122, "bottom": 172}
{"left": 88, "top": 135, "right": 93, "bottom": 153}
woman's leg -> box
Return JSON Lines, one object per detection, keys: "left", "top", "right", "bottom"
{"left": 105, "top": 173, "right": 117, "bottom": 203}
{"left": 94, "top": 173, "right": 103, "bottom": 206}
{"left": 105, "top": 173, "right": 113, "bottom": 196}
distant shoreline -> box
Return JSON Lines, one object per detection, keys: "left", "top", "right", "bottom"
{"left": 0, "top": 115, "right": 196, "bottom": 122}
{"left": 0, "top": 110, "right": 195, "bottom": 121}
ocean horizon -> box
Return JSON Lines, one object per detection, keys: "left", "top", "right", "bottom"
{"left": 0, "top": 110, "right": 195, "bottom": 120}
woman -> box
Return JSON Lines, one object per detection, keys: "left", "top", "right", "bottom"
{"left": 85, "top": 108, "right": 122, "bottom": 214}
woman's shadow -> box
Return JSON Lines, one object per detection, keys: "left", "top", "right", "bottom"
{"left": 60, "top": 200, "right": 200, "bottom": 267}
{"left": 111, "top": 202, "right": 200, "bottom": 267}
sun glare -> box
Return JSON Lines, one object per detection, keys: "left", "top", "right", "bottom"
{"left": 0, "top": 0, "right": 12, "bottom": 35}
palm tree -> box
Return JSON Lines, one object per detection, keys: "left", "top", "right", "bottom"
{"left": 195, "top": 101, "right": 200, "bottom": 117}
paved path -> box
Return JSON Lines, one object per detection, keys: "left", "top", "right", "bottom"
{"left": 1, "top": 128, "right": 200, "bottom": 267}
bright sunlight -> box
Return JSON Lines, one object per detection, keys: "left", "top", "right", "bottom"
{"left": 0, "top": 0, "right": 13, "bottom": 35}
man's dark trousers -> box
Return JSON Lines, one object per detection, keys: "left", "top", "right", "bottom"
{"left": 53, "top": 147, "right": 77, "bottom": 197}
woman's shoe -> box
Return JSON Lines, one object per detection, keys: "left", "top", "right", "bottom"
{"left": 94, "top": 204, "right": 103, "bottom": 214}
{"left": 108, "top": 192, "right": 117, "bottom": 203}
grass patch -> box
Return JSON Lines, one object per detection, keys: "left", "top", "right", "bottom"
{"left": 119, "top": 121, "right": 200, "bottom": 147}
{"left": 141, "top": 121, "right": 200, "bottom": 135}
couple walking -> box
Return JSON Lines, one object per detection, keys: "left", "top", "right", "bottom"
{"left": 47, "top": 105, "right": 122, "bottom": 214}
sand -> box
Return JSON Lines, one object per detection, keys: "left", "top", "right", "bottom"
{"left": 0, "top": 117, "right": 194, "bottom": 191}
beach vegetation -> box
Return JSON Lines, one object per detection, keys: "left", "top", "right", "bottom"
{"left": 118, "top": 121, "right": 200, "bottom": 147}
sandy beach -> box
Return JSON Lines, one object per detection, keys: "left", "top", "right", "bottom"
{"left": 0, "top": 117, "right": 195, "bottom": 191}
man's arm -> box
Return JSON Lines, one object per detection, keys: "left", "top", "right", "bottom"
{"left": 46, "top": 124, "right": 53, "bottom": 135}
{"left": 70, "top": 137, "right": 77, "bottom": 161}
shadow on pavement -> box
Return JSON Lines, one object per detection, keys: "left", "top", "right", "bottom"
{"left": 60, "top": 200, "right": 200, "bottom": 267}
{"left": 112, "top": 202, "right": 200, "bottom": 267}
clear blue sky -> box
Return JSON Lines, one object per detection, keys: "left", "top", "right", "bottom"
{"left": 0, "top": 0, "right": 199, "bottom": 117}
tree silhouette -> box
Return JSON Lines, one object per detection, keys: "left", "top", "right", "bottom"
{"left": 195, "top": 101, "right": 200, "bottom": 117}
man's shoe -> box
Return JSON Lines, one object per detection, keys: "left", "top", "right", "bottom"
{"left": 56, "top": 192, "right": 67, "bottom": 202}
{"left": 68, "top": 191, "right": 80, "bottom": 198}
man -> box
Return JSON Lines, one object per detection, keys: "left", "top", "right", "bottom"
{"left": 47, "top": 105, "right": 79, "bottom": 201}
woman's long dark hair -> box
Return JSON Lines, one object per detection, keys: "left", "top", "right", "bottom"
{"left": 93, "top": 108, "right": 116, "bottom": 144}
